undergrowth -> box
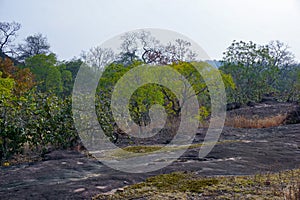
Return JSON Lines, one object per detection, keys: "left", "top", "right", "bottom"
{"left": 93, "top": 169, "right": 300, "bottom": 200}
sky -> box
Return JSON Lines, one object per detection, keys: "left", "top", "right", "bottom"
{"left": 1, "top": 0, "right": 300, "bottom": 62}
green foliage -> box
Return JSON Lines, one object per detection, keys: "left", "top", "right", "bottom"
{"left": 96, "top": 61, "right": 234, "bottom": 141}
{"left": 0, "top": 57, "right": 36, "bottom": 96}
{"left": 25, "top": 54, "right": 74, "bottom": 96}
{"left": 61, "top": 70, "right": 73, "bottom": 96}
{"left": 0, "top": 71, "right": 14, "bottom": 97}
{"left": 45, "top": 66, "right": 63, "bottom": 94}
{"left": 64, "top": 59, "right": 82, "bottom": 80}
{"left": 25, "top": 53, "right": 56, "bottom": 82}
{"left": 23, "top": 92, "right": 78, "bottom": 153}
{"left": 96, "top": 62, "right": 136, "bottom": 139}
{"left": 297, "top": 69, "right": 300, "bottom": 101}
{"left": 0, "top": 72, "right": 21, "bottom": 160}
{"left": 0, "top": 95, "right": 27, "bottom": 160}
{"left": 129, "top": 83, "right": 165, "bottom": 126}
{"left": 0, "top": 89, "right": 78, "bottom": 160}
{"left": 0, "top": 56, "right": 77, "bottom": 161}
{"left": 145, "top": 172, "right": 219, "bottom": 192}
{"left": 220, "top": 40, "right": 295, "bottom": 103}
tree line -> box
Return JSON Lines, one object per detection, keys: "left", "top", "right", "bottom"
{"left": 0, "top": 21, "right": 299, "bottom": 161}
{"left": 221, "top": 40, "right": 300, "bottom": 103}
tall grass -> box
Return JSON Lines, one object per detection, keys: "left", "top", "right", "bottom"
{"left": 225, "top": 114, "right": 287, "bottom": 128}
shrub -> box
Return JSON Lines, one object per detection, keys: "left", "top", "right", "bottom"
{"left": 0, "top": 95, "right": 27, "bottom": 160}
{"left": 0, "top": 91, "right": 78, "bottom": 161}
{"left": 23, "top": 92, "right": 78, "bottom": 154}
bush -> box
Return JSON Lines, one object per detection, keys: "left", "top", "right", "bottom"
{"left": 0, "top": 95, "right": 27, "bottom": 160}
{"left": 0, "top": 91, "right": 78, "bottom": 161}
{"left": 24, "top": 93, "right": 78, "bottom": 154}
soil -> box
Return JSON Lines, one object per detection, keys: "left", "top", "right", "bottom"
{"left": 0, "top": 102, "right": 300, "bottom": 200}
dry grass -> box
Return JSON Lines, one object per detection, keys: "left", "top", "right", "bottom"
{"left": 225, "top": 114, "right": 287, "bottom": 128}
{"left": 284, "top": 181, "right": 300, "bottom": 200}
{"left": 99, "top": 140, "right": 237, "bottom": 160}
{"left": 93, "top": 168, "right": 300, "bottom": 200}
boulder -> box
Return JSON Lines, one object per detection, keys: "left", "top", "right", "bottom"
{"left": 285, "top": 105, "right": 300, "bottom": 124}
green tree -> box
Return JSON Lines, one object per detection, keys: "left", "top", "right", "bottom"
{"left": 0, "top": 21, "right": 21, "bottom": 55}
{"left": 25, "top": 54, "right": 74, "bottom": 95}
{"left": 61, "top": 70, "right": 73, "bottom": 96}
{"left": 96, "top": 61, "right": 234, "bottom": 141}
{"left": 25, "top": 54, "right": 57, "bottom": 92}
{"left": 0, "top": 74, "right": 26, "bottom": 160}
{"left": 0, "top": 89, "right": 78, "bottom": 160}
{"left": 23, "top": 92, "right": 78, "bottom": 154}
{"left": 45, "top": 66, "right": 63, "bottom": 94}
{"left": 64, "top": 59, "right": 82, "bottom": 80}
{"left": 220, "top": 40, "right": 295, "bottom": 103}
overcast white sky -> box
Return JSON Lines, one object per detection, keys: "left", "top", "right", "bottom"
{"left": 1, "top": 0, "right": 300, "bottom": 61}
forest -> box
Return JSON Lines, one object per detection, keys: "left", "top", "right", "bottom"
{"left": 1, "top": 20, "right": 300, "bottom": 199}
{"left": 1, "top": 21, "right": 300, "bottom": 161}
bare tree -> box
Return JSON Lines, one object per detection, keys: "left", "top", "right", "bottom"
{"left": 118, "top": 30, "right": 198, "bottom": 65}
{"left": 120, "top": 32, "right": 139, "bottom": 57}
{"left": 82, "top": 30, "right": 199, "bottom": 69}
{"left": 0, "top": 21, "right": 21, "bottom": 55}
{"left": 17, "top": 33, "right": 51, "bottom": 61}
{"left": 118, "top": 30, "right": 160, "bottom": 65}
{"left": 142, "top": 38, "right": 197, "bottom": 65}
{"left": 81, "top": 47, "right": 115, "bottom": 71}
{"left": 166, "top": 39, "right": 197, "bottom": 61}
{"left": 268, "top": 40, "right": 295, "bottom": 68}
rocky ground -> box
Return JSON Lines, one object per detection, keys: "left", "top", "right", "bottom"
{"left": 0, "top": 102, "right": 299, "bottom": 199}
{"left": 227, "top": 101, "right": 300, "bottom": 123}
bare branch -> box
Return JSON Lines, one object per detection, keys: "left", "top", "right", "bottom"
{"left": 0, "top": 21, "right": 21, "bottom": 54}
